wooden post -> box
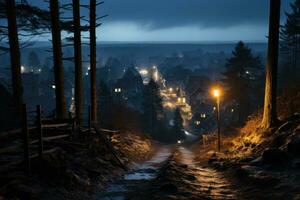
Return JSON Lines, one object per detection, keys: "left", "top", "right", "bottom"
{"left": 22, "top": 104, "right": 31, "bottom": 175}
{"left": 37, "top": 105, "right": 43, "bottom": 156}
{"left": 88, "top": 105, "right": 91, "bottom": 133}
{"left": 72, "top": 117, "right": 76, "bottom": 139}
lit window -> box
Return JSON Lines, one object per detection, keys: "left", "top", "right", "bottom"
{"left": 114, "top": 88, "right": 122, "bottom": 93}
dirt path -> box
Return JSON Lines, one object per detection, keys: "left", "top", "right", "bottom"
{"left": 94, "top": 145, "right": 239, "bottom": 200}
{"left": 176, "top": 147, "right": 237, "bottom": 199}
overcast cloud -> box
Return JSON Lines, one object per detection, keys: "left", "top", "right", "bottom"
{"left": 28, "top": 0, "right": 294, "bottom": 41}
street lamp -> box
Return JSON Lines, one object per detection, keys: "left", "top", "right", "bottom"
{"left": 212, "top": 88, "right": 221, "bottom": 152}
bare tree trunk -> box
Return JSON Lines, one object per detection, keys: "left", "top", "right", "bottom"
{"left": 50, "top": 0, "right": 67, "bottom": 119}
{"left": 73, "top": 0, "right": 83, "bottom": 124}
{"left": 90, "top": 0, "right": 97, "bottom": 122}
{"left": 5, "top": 0, "right": 23, "bottom": 118}
{"left": 261, "top": 0, "right": 281, "bottom": 129}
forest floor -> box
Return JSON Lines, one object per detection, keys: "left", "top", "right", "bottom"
{"left": 0, "top": 129, "right": 156, "bottom": 200}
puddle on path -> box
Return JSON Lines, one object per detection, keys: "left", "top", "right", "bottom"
{"left": 94, "top": 147, "right": 172, "bottom": 200}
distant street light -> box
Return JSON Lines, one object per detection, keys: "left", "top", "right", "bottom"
{"left": 212, "top": 88, "right": 221, "bottom": 152}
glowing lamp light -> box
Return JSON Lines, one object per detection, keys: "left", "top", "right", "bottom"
{"left": 177, "top": 140, "right": 182, "bottom": 144}
{"left": 213, "top": 89, "right": 220, "bottom": 98}
{"left": 52, "top": 85, "right": 56, "bottom": 89}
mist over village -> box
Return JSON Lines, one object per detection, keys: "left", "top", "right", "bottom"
{"left": 0, "top": 0, "right": 300, "bottom": 199}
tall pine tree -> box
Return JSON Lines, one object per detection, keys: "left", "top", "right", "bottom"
{"left": 172, "top": 108, "right": 185, "bottom": 142}
{"left": 261, "top": 0, "right": 281, "bottom": 129}
{"left": 222, "top": 41, "right": 262, "bottom": 123}
{"left": 142, "top": 79, "right": 163, "bottom": 139}
{"left": 280, "top": 0, "right": 300, "bottom": 85}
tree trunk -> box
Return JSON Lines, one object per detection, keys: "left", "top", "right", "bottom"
{"left": 73, "top": 0, "right": 83, "bottom": 124}
{"left": 50, "top": 0, "right": 67, "bottom": 119}
{"left": 5, "top": 0, "right": 23, "bottom": 118}
{"left": 90, "top": 0, "right": 97, "bottom": 122}
{"left": 261, "top": 0, "right": 281, "bottom": 129}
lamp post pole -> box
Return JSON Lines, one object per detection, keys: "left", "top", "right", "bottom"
{"left": 216, "top": 96, "right": 221, "bottom": 152}
{"left": 212, "top": 88, "right": 221, "bottom": 152}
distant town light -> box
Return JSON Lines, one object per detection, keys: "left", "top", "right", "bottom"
{"left": 201, "top": 113, "right": 206, "bottom": 118}
{"left": 52, "top": 85, "right": 56, "bottom": 89}
{"left": 38, "top": 68, "right": 42, "bottom": 73}
{"left": 184, "top": 130, "right": 191, "bottom": 136}
{"left": 169, "top": 87, "right": 173, "bottom": 93}
{"left": 139, "top": 69, "right": 148, "bottom": 76}
{"left": 213, "top": 107, "right": 216, "bottom": 111}
{"left": 152, "top": 65, "right": 157, "bottom": 69}
{"left": 182, "top": 97, "right": 186, "bottom": 103}
{"left": 195, "top": 121, "right": 201, "bottom": 125}
{"left": 114, "top": 88, "right": 122, "bottom": 93}
{"left": 246, "top": 70, "right": 250, "bottom": 74}
{"left": 154, "top": 70, "right": 158, "bottom": 81}
{"left": 231, "top": 108, "right": 234, "bottom": 112}
{"left": 177, "top": 140, "right": 182, "bottom": 144}
{"left": 21, "top": 65, "right": 25, "bottom": 73}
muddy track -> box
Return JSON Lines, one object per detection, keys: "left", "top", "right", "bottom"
{"left": 96, "top": 146, "right": 239, "bottom": 200}
{"left": 132, "top": 147, "right": 238, "bottom": 200}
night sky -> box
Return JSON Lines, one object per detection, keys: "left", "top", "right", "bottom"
{"left": 28, "top": 0, "right": 294, "bottom": 42}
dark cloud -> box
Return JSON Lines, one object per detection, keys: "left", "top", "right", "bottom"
{"left": 101, "top": 0, "right": 293, "bottom": 29}
{"left": 28, "top": 0, "right": 293, "bottom": 30}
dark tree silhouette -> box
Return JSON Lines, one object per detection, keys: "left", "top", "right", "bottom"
{"left": 172, "top": 108, "right": 185, "bottom": 142}
{"left": 90, "top": 0, "right": 97, "bottom": 122}
{"left": 142, "top": 79, "right": 163, "bottom": 138}
{"left": 222, "top": 41, "right": 262, "bottom": 123}
{"left": 50, "top": 0, "right": 66, "bottom": 119}
{"left": 280, "top": 0, "right": 300, "bottom": 85}
{"left": 5, "top": 0, "right": 23, "bottom": 116}
{"left": 261, "top": 0, "right": 281, "bottom": 129}
{"left": 73, "top": 0, "right": 83, "bottom": 123}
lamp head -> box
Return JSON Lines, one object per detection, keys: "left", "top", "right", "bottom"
{"left": 213, "top": 89, "right": 220, "bottom": 98}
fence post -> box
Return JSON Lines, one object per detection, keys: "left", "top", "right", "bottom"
{"left": 37, "top": 105, "right": 43, "bottom": 156}
{"left": 72, "top": 117, "right": 76, "bottom": 139}
{"left": 22, "top": 104, "right": 31, "bottom": 176}
{"left": 88, "top": 105, "right": 91, "bottom": 133}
